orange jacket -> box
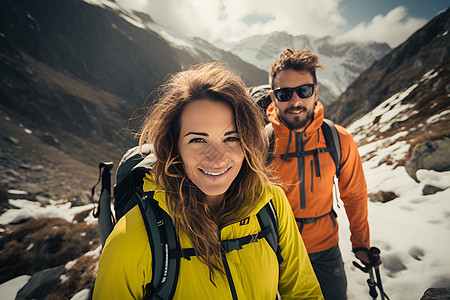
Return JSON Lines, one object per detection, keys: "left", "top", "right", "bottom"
{"left": 267, "top": 101, "right": 370, "bottom": 253}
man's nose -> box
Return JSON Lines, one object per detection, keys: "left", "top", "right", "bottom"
{"left": 289, "top": 91, "right": 304, "bottom": 106}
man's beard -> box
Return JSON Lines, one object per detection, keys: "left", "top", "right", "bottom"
{"left": 278, "top": 106, "right": 314, "bottom": 131}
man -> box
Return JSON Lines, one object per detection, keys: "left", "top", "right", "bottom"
{"left": 266, "top": 48, "right": 370, "bottom": 299}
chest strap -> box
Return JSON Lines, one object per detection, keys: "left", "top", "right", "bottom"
{"left": 295, "top": 209, "right": 337, "bottom": 233}
{"left": 169, "top": 226, "right": 273, "bottom": 260}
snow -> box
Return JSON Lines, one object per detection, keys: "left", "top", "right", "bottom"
{"left": 340, "top": 74, "right": 450, "bottom": 298}
{"left": 70, "top": 289, "right": 91, "bottom": 300}
{"left": 0, "top": 199, "right": 95, "bottom": 225}
{"left": 348, "top": 83, "right": 418, "bottom": 136}
{"left": 339, "top": 167, "right": 450, "bottom": 300}
{"left": 427, "top": 109, "right": 450, "bottom": 124}
{"left": 0, "top": 275, "right": 31, "bottom": 299}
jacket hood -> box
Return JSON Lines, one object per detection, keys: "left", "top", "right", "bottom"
{"left": 267, "top": 101, "right": 325, "bottom": 134}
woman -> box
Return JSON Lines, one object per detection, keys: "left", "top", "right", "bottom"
{"left": 93, "top": 63, "right": 323, "bottom": 299}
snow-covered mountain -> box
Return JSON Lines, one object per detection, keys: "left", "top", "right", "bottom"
{"left": 216, "top": 31, "right": 391, "bottom": 105}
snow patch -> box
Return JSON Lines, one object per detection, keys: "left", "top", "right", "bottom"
{"left": 7, "top": 190, "right": 28, "bottom": 195}
{"left": 84, "top": 245, "right": 102, "bottom": 258}
{"left": 0, "top": 275, "right": 31, "bottom": 299}
{"left": 26, "top": 243, "right": 34, "bottom": 251}
{"left": 0, "top": 199, "right": 93, "bottom": 225}
{"left": 426, "top": 109, "right": 450, "bottom": 124}
{"left": 70, "top": 288, "right": 91, "bottom": 300}
{"left": 65, "top": 260, "right": 77, "bottom": 270}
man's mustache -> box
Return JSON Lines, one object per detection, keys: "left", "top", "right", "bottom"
{"left": 285, "top": 105, "right": 307, "bottom": 113}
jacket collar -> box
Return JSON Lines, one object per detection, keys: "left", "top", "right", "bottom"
{"left": 143, "top": 173, "right": 274, "bottom": 219}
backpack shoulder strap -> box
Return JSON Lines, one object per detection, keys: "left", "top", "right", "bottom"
{"left": 321, "top": 119, "right": 342, "bottom": 177}
{"left": 256, "top": 200, "right": 283, "bottom": 263}
{"left": 114, "top": 144, "right": 156, "bottom": 220}
{"left": 91, "top": 162, "right": 115, "bottom": 247}
{"left": 136, "top": 189, "right": 180, "bottom": 300}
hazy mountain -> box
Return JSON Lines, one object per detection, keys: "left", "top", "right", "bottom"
{"left": 0, "top": 0, "right": 267, "bottom": 198}
{"left": 216, "top": 32, "right": 391, "bottom": 105}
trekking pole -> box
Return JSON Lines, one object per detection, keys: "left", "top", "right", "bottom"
{"left": 353, "top": 247, "right": 390, "bottom": 300}
{"left": 368, "top": 247, "right": 389, "bottom": 300}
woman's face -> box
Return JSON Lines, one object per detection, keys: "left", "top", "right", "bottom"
{"left": 178, "top": 99, "right": 244, "bottom": 207}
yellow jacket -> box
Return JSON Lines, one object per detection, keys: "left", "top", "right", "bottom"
{"left": 93, "top": 174, "right": 323, "bottom": 299}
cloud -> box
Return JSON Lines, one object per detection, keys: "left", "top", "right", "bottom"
{"left": 336, "top": 6, "right": 427, "bottom": 48}
{"left": 116, "top": 0, "right": 347, "bottom": 42}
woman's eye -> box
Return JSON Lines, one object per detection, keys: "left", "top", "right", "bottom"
{"left": 188, "top": 138, "right": 206, "bottom": 143}
{"left": 224, "top": 136, "right": 240, "bottom": 143}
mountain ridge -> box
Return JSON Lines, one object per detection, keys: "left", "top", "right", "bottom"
{"left": 0, "top": 0, "right": 267, "bottom": 199}
{"left": 215, "top": 31, "right": 391, "bottom": 105}
{"left": 326, "top": 8, "right": 450, "bottom": 127}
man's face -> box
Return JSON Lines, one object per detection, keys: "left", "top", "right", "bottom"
{"left": 270, "top": 69, "right": 318, "bottom": 132}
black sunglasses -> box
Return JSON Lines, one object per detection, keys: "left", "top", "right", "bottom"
{"left": 273, "top": 84, "right": 316, "bottom": 102}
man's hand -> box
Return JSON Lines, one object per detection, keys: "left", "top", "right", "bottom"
{"left": 353, "top": 247, "right": 370, "bottom": 265}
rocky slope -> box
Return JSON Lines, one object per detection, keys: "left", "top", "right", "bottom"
{"left": 0, "top": 0, "right": 267, "bottom": 199}
{"left": 326, "top": 8, "right": 450, "bottom": 128}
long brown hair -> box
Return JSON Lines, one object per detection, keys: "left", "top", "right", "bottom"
{"left": 139, "top": 62, "right": 270, "bottom": 279}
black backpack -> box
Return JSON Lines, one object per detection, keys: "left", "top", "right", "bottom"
{"left": 91, "top": 145, "right": 283, "bottom": 299}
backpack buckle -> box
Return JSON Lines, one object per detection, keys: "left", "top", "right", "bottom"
{"left": 250, "top": 233, "right": 259, "bottom": 243}
{"left": 222, "top": 240, "right": 242, "bottom": 253}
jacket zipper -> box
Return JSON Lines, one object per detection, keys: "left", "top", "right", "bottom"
{"left": 222, "top": 252, "right": 238, "bottom": 300}
{"left": 295, "top": 132, "right": 306, "bottom": 209}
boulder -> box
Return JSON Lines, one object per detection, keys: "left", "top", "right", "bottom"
{"left": 420, "top": 288, "right": 450, "bottom": 300}
{"left": 405, "top": 137, "right": 450, "bottom": 182}
{"left": 422, "top": 185, "right": 446, "bottom": 195}
{"left": 71, "top": 191, "right": 92, "bottom": 207}
{"left": 369, "top": 191, "right": 398, "bottom": 203}
{"left": 16, "top": 265, "right": 66, "bottom": 300}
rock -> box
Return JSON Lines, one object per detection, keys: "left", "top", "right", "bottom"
{"left": 4, "top": 136, "right": 19, "bottom": 144}
{"left": 0, "top": 186, "right": 8, "bottom": 204}
{"left": 420, "top": 288, "right": 450, "bottom": 300}
{"left": 405, "top": 137, "right": 450, "bottom": 182}
{"left": 15, "top": 265, "right": 66, "bottom": 300}
{"left": 7, "top": 189, "right": 34, "bottom": 200}
{"left": 19, "top": 164, "right": 44, "bottom": 171}
{"left": 423, "top": 185, "right": 445, "bottom": 195}
{"left": 71, "top": 191, "right": 92, "bottom": 207}
{"left": 369, "top": 191, "right": 398, "bottom": 203}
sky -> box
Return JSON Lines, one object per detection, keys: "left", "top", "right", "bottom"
{"left": 114, "top": 0, "right": 449, "bottom": 48}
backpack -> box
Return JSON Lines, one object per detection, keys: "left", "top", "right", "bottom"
{"left": 91, "top": 145, "right": 283, "bottom": 299}
{"left": 248, "top": 85, "right": 342, "bottom": 232}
